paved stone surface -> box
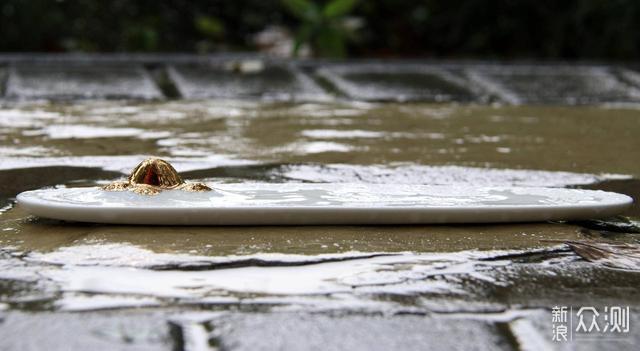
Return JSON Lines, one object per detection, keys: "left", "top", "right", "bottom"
{"left": 2, "top": 56, "right": 640, "bottom": 105}
{"left": 447, "top": 256, "right": 640, "bottom": 311}
{"left": 4, "top": 63, "right": 163, "bottom": 100}
{"left": 466, "top": 65, "right": 640, "bottom": 105}
{"left": 199, "top": 312, "right": 510, "bottom": 351}
{"left": 0, "top": 58, "right": 639, "bottom": 350}
{"left": 317, "top": 63, "right": 485, "bottom": 102}
{"left": 0, "top": 311, "right": 173, "bottom": 351}
{"left": 168, "top": 61, "right": 329, "bottom": 101}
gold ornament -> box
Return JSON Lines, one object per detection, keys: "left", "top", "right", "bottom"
{"left": 103, "top": 158, "right": 212, "bottom": 195}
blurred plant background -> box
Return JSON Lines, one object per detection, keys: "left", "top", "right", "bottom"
{"left": 1, "top": 0, "right": 639, "bottom": 59}
{"left": 281, "top": 0, "right": 360, "bottom": 58}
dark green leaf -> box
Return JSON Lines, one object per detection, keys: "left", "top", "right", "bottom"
{"left": 281, "top": 0, "right": 314, "bottom": 20}
{"left": 315, "top": 25, "right": 346, "bottom": 58}
{"left": 195, "top": 16, "right": 224, "bottom": 37}
{"left": 323, "top": 0, "right": 358, "bottom": 19}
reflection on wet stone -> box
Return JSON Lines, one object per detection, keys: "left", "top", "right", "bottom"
{"left": 472, "top": 260, "right": 640, "bottom": 308}
{"left": 168, "top": 62, "right": 329, "bottom": 101}
{"left": 1, "top": 204, "right": 588, "bottom": 255}
{"left": 1, "top": 101, "right": 639, "bottom": 175}
{"left": 317, "top": 64, "right": 484, "bottom": 102}
{"left": 5, "top": 64, "right": 163, "bottom": 100}
{"left": 467, "top": 65, "right": 640, "bottom": 105}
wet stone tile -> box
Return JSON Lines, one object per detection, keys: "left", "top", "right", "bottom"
{"left": 168, "top": 62, "right": 329, "bottom": 101}
{"left": 0, "top": 311, "right": 173, "bottom": 351}
{"left": 4, "top": 64, "right": 163, "bottom": 100}
{"left": 316, "top": 63, "right": 482, "bottom": 102}
{"left": 458, "top": 258, "right": 640, "bottom": 309}
{"left": 466, "top": 65, "right": 640, "bottom": 105}
{"left": 202, "top": 312, "right": 511, "bottom": 351}
{"left": 616, "top": 66, "right": 640, "bottom": 91}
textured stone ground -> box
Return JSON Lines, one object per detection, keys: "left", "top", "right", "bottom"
{"left": 0, "top": 55, "right": 639, "bottom": 350}
{"left": 2, "top": 54, "right": 640, "bottom": 105}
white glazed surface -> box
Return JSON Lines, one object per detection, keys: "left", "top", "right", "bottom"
{"left": 17, "top": 184, "right": 632, "bottom": 225}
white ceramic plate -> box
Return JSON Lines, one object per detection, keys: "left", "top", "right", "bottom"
{"left": 17, "top": 183, "right": 632, "bottom": 225}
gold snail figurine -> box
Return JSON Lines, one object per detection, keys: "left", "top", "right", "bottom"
{"left": 103, "top": 158, "right": 212, "bottom": 195}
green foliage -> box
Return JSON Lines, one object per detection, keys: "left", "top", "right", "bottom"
{"left": 195, "top": 16, "right": 225, "bottom": 38}
{"left": 1, "top": 0, "right": 640, "bottom": 59}
{"left": 194, "top": 15, "right": 225, "bottom": 52}
{"left": 281, "top": 0, "right": 319, "bottom": 20}
{"left": 281, "top": 0, "right": 359, "bottom": 58}
{"left": 323, "top": 0, "right": 358, "bottom": 18}
{"left": 123, "top": 23, "right": 160, "bottom": 52}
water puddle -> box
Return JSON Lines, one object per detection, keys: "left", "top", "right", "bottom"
{"left": 0, "top": 101, "right": 638, "bottom": 175}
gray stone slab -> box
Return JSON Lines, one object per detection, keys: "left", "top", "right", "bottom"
{"left": 0, "top": 311, "right": 173, "bottom": 351}
{"left": 203, "top": 312, "right": 509, "bottom": 351}
{"left": 466, "top": 65, "right": 640, "bottom": 105}
{"left": 168, "top": 62, "right": 330, "bottom": 101}
{"left": 616, "top": 66, "right": 640, "bottom": 91}
{"left": 5, "top": 64, "right": 163, "bottom": 100}
{"left": 316, "top": 63, "right": 483, "bottom": 102}
{"left": 448, "top": 255, "right": 640, "bottom": 310}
